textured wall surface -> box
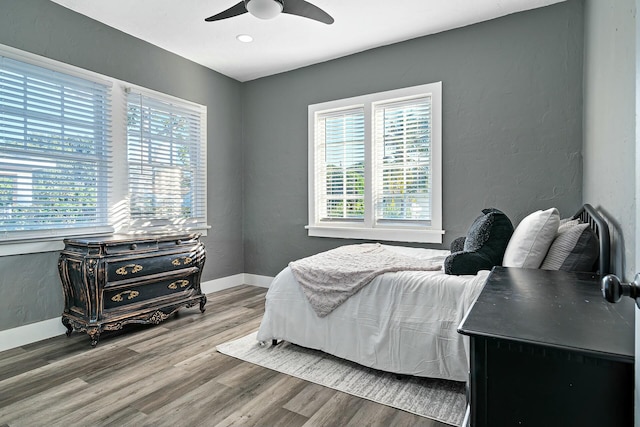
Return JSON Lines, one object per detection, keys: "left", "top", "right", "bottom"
{"left": 0, "top": 253, "right": 63, "bottom": 330}
{"left": 582, "top": 3, "right": 637, "bottom": 418}
{"left": 0, "top": 0, "right": 244, "bottom": 331}
{"left": 242, "top": 1, "right": 585, "bottom": 276}
{"left": 583, "top": 0, "right": 636, "bottom": 281}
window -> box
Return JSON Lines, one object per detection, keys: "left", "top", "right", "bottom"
{"left": 0, "top": 54, "right": 112, "bottom": 242}
{"left": 307, "top": 83, "right": 442, "bottom": 243}
{"left": 126, "top": 90, "right": 207, "bottom": 233}
{"left": 315, "top": 108, "right": 365, "bottom": 221}
{"left": 0, "top": 44, "right": 208, "bottom": 254}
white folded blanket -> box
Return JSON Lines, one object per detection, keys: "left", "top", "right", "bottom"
{"left": 289, "top": 243, "right": 444, "bottom": 317}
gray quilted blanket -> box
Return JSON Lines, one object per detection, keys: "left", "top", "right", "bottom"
{"left": 289, "top": 243, "right": 443, "bottom": 317}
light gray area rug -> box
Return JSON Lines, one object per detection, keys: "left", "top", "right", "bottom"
{"left": 216, "top": 332, "right": 466, "bottom": 426}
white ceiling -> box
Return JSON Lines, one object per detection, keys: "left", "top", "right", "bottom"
{"left": 49, "top": 0, "right": 565, "bottom": 82}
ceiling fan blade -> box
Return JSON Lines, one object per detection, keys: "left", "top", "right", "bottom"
{"left": 282, "top": 0, "right": 334, "bottom": 24}
{"left": 205, "top": 1, "right": 248, "bottom": 22}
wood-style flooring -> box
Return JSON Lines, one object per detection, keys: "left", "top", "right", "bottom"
{"left": 0, "top": 285, "right": 447, "bottom": 427}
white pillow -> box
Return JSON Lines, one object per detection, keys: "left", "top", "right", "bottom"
{"left": 503, "top": 208, "right": 560, "bottom": 268}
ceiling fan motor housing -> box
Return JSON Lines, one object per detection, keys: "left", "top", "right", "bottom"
{"left": 245, "top": 0, "right": 284, "bottom": 20}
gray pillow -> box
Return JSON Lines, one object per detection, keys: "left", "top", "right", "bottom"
{"left": 540, "top": 222, "right": 599, "bottom": 272}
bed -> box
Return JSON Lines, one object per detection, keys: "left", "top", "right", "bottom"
{"left": 256, "top": 204, "right": 609, "bottom": 383}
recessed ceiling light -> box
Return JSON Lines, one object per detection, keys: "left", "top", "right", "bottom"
{"left": 236, "top": 34, "right": 254, "bottom": 43}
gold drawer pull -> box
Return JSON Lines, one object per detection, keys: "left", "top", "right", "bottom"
{"left": 171, "top": 256, "right": 193, "bottom": 266}
{"left": 168, "top": 280, "right": 190, "bottom": 290}
{"left": 111, "top": 290, "right": 140, "bottom": 302}
{"left": 115, "top": 264, "right": 143, "bottom": 275}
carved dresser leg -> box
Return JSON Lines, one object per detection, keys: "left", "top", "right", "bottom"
{"left": 199, "top": 295, "right": 207, "bottom": 313}
{"left": 87, "top": 328, "right": 101, "bottom": 348}
{"left": 62, "top": 317, "right": 73, "bottom": 337}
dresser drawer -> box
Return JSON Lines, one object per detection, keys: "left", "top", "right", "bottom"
{"left": 157, "top": 234, "right": 201, "bottom": 250}
{"left": 106, "top": 251, "right": 199, "bottom": 281}
{"left": 105, "top": 240, "right": 158, "bottom": 255}
{"left": 103, "top": 274, "right": 197, "bottom": 311}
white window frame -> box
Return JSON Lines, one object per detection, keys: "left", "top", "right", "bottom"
{"left": 307, "top": 83, "right": 443, "bottom": 244}
{"left": 0, "top": 43, "right": 208, "bottom": 256}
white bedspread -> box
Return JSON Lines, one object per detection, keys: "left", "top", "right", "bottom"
{"left": 257, "top": 246, "right": 490, "bottom": 382}
{"left": 290, "top": 243, "right": 444, "bottom": 317}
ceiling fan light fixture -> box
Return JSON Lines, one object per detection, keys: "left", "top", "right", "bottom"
{"left": 245, "top": 0, "right": 284, "bottom": 20}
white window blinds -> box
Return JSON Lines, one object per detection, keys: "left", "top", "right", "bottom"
{"left": 314, "top": 108, "right": 365, "bottom": 221}
{"left": 374, "top": 97, "right": 432, "bottom": 225}
{"left": 0, "top": 55, "right": 112, "bottom": 240}
{"left": 126, "top": 90, "right": 207, "bottom": 232}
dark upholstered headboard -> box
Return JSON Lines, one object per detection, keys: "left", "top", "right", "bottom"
{"left": 571, "top": 204, "right": 610, "bottom": 276}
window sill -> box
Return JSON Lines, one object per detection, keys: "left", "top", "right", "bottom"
{"left": 0, "top": 226, "right": 210, "bottom": 257}
{"left": 306, "top": 225, "right": 444, "bottom": 244}
{"left": 0, "top": 238, "right": 66, "bottom": 257}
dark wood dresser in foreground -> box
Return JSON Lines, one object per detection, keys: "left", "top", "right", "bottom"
{"left": 58, "top": 233, "right": 207, "bottom": 347}
{"left": 458, "top": 267, "right": 634, "bottom": 427}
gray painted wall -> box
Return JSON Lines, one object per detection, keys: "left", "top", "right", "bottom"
{"left": 583, "top": 0, "right": 636, "bottom": 281}
{"left": 242, "top": 1, "right": 585, "bottom": 276}
{"left": 0, "top": 0, "right": 244, "bottom": 331}
{"left": 582, "top": 3, "right": 638, "bottom": 419}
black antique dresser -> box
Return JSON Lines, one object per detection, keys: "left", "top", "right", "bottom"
{"left": 58, "top": 233, "right": 207, "bottom": 346}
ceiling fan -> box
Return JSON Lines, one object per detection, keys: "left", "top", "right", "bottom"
{"left": 205, "top": 0, "right": 334, "bottom": 25}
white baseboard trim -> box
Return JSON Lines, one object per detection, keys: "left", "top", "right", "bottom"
{"left": 200, "top": 273, "right": 246, "bottom": 294}
{"left": 0, "top": 317, "right": 68, "bottom": 353}
{"left": 200, "top": 273, "right": 274, "bottom": 294}
{"left": 0, "top": 272, "right": 275, "bottom": 353}
{"left": 243, "top": 273, "right": 273, "bottom": 288}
